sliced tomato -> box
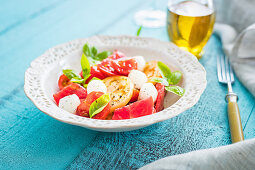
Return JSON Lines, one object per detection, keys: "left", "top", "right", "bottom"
{"left": 53, "top": 83, "right": 87, "bottom": 105}
{"left": 76, "top": 100, "right": 90, "bottom": 117}
{"left": 155, "top": 83, "right": 166, "bottom": 112}
{"left": 79, "top": 65, "right": 106, "bottom": 83}
{"left": 90, "top": 65, "right": 106, "bottom": 80}
{"left": 108, "top": 50, "right": 126, "bottom": 60}
{"left": 96, "top": 50, "right": 127, "bottom": 77}
{"left": 80, "top": 99, "right": 86, "bottom": 103}
{"left": 143, "top": 61, "right": 161, "bottom": 85}
{"left": 112, "top": 107, "right": 130, "bottom": 120}
{"left": 76, "top": 91, "right": 110, "bottom": 119}
{"left": 129, "top": 89, "right": 139, "bottom": 103}
{"left": 112, "top": 96, "right": 154, "bottom": 120}
{"left": 112, "top": 58, "right": 137, "bottom": 76}
{"left": 98, "top": 59, "right": 119, "bottom": 77}
{"left": 58, "top": 74, "right": 71, "bottom": 90}
{"left": 103, "top": 76, "right": 134, "bottom": 113}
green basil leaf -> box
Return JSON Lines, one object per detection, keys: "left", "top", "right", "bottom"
{"left": 169, "top": 71, "right": 182, "bottom": 85}
{"left": 71, "top": 77, "right": 84, "bottom": 84}
{"left": 91, "top": 46, "right": 97, "bottom": 56}
{"left": 165, "top": 86, "right": 185, "bottom": 96}
{"left": 83, "top": 74, "right": 91, "bottom": 82}
{"left": 157, "top": 61, "right": 172, "bottom": 80}
{"left": 94, "top": 51, "right": 111, "bottom": 61}
{"left": 89, "top": 93, "right": 110, "bottom": 118}
{"left": 151, "top": 77, "right": 169, "bottom": 86}
{"left": 90, "top": 77, "right": 101, "bottom": 82}
{"left": 88, "top": 57, "right": 101, "bottom": 66}
{"left": 81, "top": 53, "right": 91, "bottom": 78}
{"left": 83, "top": 43, "right": 91, "bottom": 57}
{"left": 136, "top": 26, "right": 142, "bottom": 36}
{"left": 82, "top": 43, "right": 111, "bottom": 64}
{"left": 62, "top": 69, "right": 80, "bottom": 80}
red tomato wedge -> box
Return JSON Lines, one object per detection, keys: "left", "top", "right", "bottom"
{"left": 58, "top": 74, "right": 71, "bottom": 90}
{"left": 129, "top": 89, "right": 139, "bottom": 103}
{"left": 89, "top": 65, "right": 106, "bottom": 80}
{"left": 76, "top": 91, "right": 110, "bottom": 119}
{"left": 80, "top": 65, "right": 106, "bottom": 83}
{"left": 53, "top": 83, "right": 87, "bottom": 105}
{"left": 76, "top": 100, "right": 90, "bottom": 117}
{"left": 112, "top": 96, "right": 154, "bottom": 120}
{"left": 98, "top": 58, "right": 119, "bottom": 77}
{"left": 111, "top": 58, "right": 137, "bottom": 76}
{"left": 97, "top": 50, "right": 126, "bottom": 77}
{"left": 108, "top": 50, "right": 126, "bottom": 60}
{"left": 155, "top": 83, "right": 166, "bottom": 112}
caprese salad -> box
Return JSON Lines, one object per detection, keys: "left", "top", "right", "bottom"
{"left": 53, "top": 43, "right": 185, "bottom": 120}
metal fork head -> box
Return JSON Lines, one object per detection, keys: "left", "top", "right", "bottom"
{"left": 217, "top": 55, "right": 235, "bottom": 84}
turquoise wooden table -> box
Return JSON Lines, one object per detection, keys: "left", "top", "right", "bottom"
{"left": 0, "top": 0, "right": 254, "bottom": 169}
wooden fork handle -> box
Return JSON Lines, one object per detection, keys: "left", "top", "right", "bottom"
{"left": 227, "top": 94, "right": 244, "bottom": 143}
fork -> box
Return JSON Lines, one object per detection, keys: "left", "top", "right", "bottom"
{"left": 217, "top": 55, "right": 244, "bottom": 143}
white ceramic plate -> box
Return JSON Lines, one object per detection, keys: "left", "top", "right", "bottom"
{"left": 24, "top": 35, "right": 206, "bottom": 132}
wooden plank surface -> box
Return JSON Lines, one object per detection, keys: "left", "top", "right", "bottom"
{"left": 0, "top": 0, "right": 254, "bottom": 169}
{"left": 0, "top": 0, "right": 63, "bottom": 32}
{"left": 0, "top": 0, "right": 145, "bottom": 169}
{"left": 244, "top": 105, "right": 255, "bottom": 139}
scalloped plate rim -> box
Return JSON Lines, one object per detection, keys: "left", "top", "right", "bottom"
{"left": 24, "top": 35, "right": 207, "bottom": 132}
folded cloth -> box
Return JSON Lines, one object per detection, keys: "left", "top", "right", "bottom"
{"left": 214, "top": 23, "right": 255, "bottom": 97}
{"left": 213, "top": 0, "right": 255, "bottom": 96}
{"left": 139, "top": 138, "right": 255, "bottom": 170}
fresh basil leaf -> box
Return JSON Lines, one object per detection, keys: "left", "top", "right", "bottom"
{"left": 169, "top": 71, "right": 182, "bottom": 85}
{"left": 83, "top": 74, "right": 91, "bottom": 82}
{"left": 91, "top": 46, "right": 97, "bottom": 56}
{"left": 165, "top": 86, "right": 185, "bottom": 96}
{"left": 88, "top": 57, "right": 101, "bottom": 66}
{"left": 83, "top": 43, "right": 111, "bottom": 64}
{"left": 136, "top": 26, "right": 142, "bottom": 36}
{"left": 81, "top": 53, "right": 91, "bottom": 78}
{"left": 83, "top": 43, "right": 91, "bottom": 57}
{"left": 90, "top": 77, "right": 101, "bottom": 82}
{"left": 94, "top": 51, "right": 111, "bottom": 61}
{"left": 89, "top": 93, "right": 110, "bottom": 118}
{"left": 62, "top": 69, "right": 80, "bottom": 80}
{"left": 157, "top": 61, "right": 172, "bottom": 80}
{"left": 151, "top": 77, "right": 169, "bottom": 86}
{"left": 71, "top": 77, "right": 84, "bottom": 84}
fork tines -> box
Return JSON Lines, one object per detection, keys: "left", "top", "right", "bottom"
{"left": 217, "top": 55, "right": 234, "bottom": 84}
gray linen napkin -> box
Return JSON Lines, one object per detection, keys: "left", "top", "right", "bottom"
{"left": 139, "top": 0, "right": 255, "bottom": 169}
{"left": 140, "top": 139, "right": 255, "bottom": 170}
{"left": 214, "top": 0, "right": 255, "bottom": 96}
{"left": 214, "top": 23, "right": 255, "bottom": 97}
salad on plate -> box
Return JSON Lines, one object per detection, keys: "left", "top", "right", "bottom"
{"left": 53, "top": 43, "right": 185, "bottom": 120}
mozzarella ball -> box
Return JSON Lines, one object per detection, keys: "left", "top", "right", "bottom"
{"left": 87, "top": 80, "right": 107, "bottom": 94}
{"left": 59, "top": 94, "right": 81, "bottom": 113}
{"left": 139, "top": 83, "right": 158, "bottom": 102}
{"left": 128, "top": 70, "right": 148, "bottom": 89}
{"left": 132, "top": 56, "right": 146, "bottom": 71}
